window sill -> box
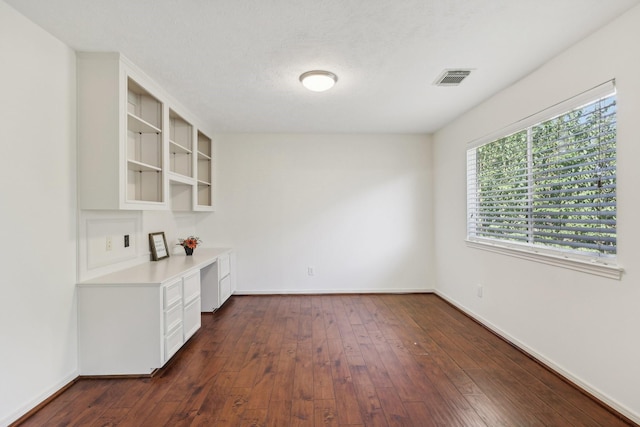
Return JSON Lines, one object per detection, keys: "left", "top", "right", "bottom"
{"left": 465, "top": 239, "right": 623, "bottom": 280}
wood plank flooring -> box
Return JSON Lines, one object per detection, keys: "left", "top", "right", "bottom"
{"left": 17, "top": 294, "right": 634, "bottom": 426}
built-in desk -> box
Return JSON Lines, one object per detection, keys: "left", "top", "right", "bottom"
{"left": 77, "top": 248, "right": 234, "bottom": 376}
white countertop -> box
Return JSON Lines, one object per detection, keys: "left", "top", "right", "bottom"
{"left": 78, "top": 248, "right": 232, "bottom": 286}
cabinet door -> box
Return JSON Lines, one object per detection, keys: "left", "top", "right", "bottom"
{"left": 218, "top": 253, "right": 230, "bottom": 279}
{"left": 219, "top": 275, "right": 231, "bottom": 306}
{"left": 200, "top": 262, "right": 219, "bottom": 312}
{"left": 184, "top": 297, "right": 201, "bottom": 340}
{"left": 78, "top": 285, "right": 163, "bottom": 375}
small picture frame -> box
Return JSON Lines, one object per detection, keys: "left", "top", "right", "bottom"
{"left": 149, "top": 232, "right": 169, "bottom": 261}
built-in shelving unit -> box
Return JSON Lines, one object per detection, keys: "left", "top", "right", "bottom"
{"left": 126, "top": 78, "right": 163, "bottom": 203}
{"left": 77, "top": 52, "right": 215, "bottom": 211}
{"left": 168, "top": 109, "right": 193, "bottom": 180}
{"left": 196, "top": 131, "right": 213, "bottom": 209}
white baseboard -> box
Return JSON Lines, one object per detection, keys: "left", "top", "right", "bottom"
{"left": 435, "top": 290, "right": 640, "bottom": 425}
{"left": 2, "top": 370, "right": 78, "bottom": 427}
{"left": 234, "top": 288, "right": 435, "bottom": 295}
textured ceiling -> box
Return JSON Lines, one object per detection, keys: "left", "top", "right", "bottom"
{"left": 5, "top": 0, "right": 639, "bottom": 133}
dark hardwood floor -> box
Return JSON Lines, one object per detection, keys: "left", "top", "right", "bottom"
{"left": 18, "top": 294, "right": 634, "bottom": 426}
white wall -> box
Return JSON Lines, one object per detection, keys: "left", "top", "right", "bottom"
{"left": 77, "top": 210, "right": 200, "bottom": 281}
{"left": 0, "top": 2, "right": 78, "bottom": 425}
{"left": 200, "top": 133, "right": 433, "bottom": 294}
{"left": 432, "top": 5, "right": 640, "bottom": 422}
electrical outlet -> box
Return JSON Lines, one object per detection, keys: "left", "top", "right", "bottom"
{"left": 106, "top": 236, "right": 113, "bottom": 251}
{"left": 124, "top": 234, "right": 130, "bottom": 248}
{"left": 307, "top": 266, "right": 315, "bottom": 276}
{"left": 477, "top": 284, "right": 483, "bottom": 298}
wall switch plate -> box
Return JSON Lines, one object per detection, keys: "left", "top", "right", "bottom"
{"left": 477, "top": 284, "right": 483, "bottom": 298}
{"left": 124, "top": 235, "right": 130, "bottom": 248}
{"left": 307, "top": 267, "right": 315, "bottom": 276}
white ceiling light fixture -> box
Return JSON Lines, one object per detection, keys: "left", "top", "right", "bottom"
{"left": 299, "top": 70, "right": 338, "bottom": 92}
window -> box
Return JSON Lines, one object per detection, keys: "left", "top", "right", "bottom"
{"left": 467, "top": 82, "right": 617, "bottom": 265}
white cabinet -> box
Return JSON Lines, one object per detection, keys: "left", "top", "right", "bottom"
{"left": 78, "top": 285, "right": 163, "bottom": 375}
{"left": 77, "top": 52, "right": 214, "bottom": 211}
{"left": 79, "top": 271, "right": 198, "bottom": 375}
{"left": 201, "top": 251, "right": 235, "bottom": 312}
{"left": 77, "top": 248, "right": 232, "bottom": 376}
{"left": 77, "top": 53, "right": 166, "bottom": 210}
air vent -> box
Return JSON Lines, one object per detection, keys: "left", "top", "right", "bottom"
{"left": 434, "top": 69, "right": 472, "bottom": 86}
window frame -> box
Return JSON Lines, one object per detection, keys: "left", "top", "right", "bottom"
{"left": 465, "top": 80, "right": 623, "bottom": 279}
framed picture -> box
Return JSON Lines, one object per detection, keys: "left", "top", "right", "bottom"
{"left": 149, "top": 232, "right": 169, "bottom": 261}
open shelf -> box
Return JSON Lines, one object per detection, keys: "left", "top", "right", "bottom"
{"left": 197, "top": 160, "right": 212, "bottom": 183}
{"left": 170, "top": 140, "right": 192, "bottom": 154}
{"left": 197, "top": 151, "right": 211, "bottom": 160}
{"left": 127, "top": 78, "right": 162, "bottom": 129}
{"left": 127, "top": 168, "right": 162, "bottom": 202}
{"left": 127, "top": 113, "right": 161, "bottom": 134}
{"left": 170, "top": 181, "right": 193, "bottom": 211}
{"left": 169, "top": 109, "right": 193, "bottom": 179}
{"left": 194, "top": 131, "right": 213, "bottom": 209}
{"left": 168, "top": 171, "right": 195, "bottom": 185}
{"left": 197, "top": 133, "right": 212, "bottom": 182}
{"left": 128, "top": 159, "right": 162, "bottom": 173}
{"left": 197, "top": 183, "right": 212, "bottom": 207}
{"left": 126, "top": 77, "right": 164, "bottom": 204}
{"left": 197, "top": 132, "right": 211, "bottom": 157}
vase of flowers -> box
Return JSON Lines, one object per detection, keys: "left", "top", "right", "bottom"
{"left": 177, "top": 236, "right": 202, "bottom": 256}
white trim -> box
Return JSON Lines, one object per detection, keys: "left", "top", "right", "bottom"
{"left": 234, "top": 288, "right": 435, "bottom": 295}
{"left": 434, "top": 290, "right": 640, "bottom": 425}
{"left": 467, "top": 80, "right": 616, "bottom": 149}
{"left": 466, "top": 239, "right": 623, "bottom": 280}
{"left": 2, "top": 370, "right": 78, "bottom": 426}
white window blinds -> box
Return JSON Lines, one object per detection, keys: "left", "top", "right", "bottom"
{"left": 467, "top": 82, "right": 617, "bottom": 259}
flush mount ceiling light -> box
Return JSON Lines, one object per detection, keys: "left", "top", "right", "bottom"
{"left": 299, "top": 70, "right": 338, "bottom": 92}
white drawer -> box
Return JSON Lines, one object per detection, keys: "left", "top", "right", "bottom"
{"left": 218, "top": 253, "right": 230, "bottom": 279}
{"left": 164, "top": 302, "right": 183, "bottom": 334}
{"left": 164, "top": 325, "right": 183, "bottom": 361}
{"left": 183, "top": 297, "right": 201, "bottom": 340}
{"left": 163, "top": 278, "right": 182, "bottom": 308}
{"left": 183, "top": 271, "right": 200, "bottom": 304}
